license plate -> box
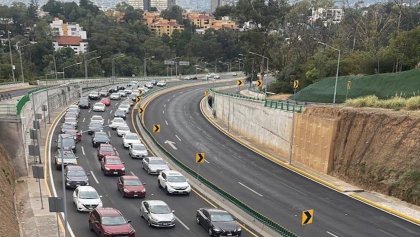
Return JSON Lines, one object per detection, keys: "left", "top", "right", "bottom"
{"left": 227, "top": 234, "right": 232, "bottom": 236}
{"left": 113, "top": 172, "right": 118, "bottom": 174}
{"left": 133, "top": 194, "right": 138, "bottom": 197}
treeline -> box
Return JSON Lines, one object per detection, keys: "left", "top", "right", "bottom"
{"left": 0, "top": 0, "right": 419, "bottom": 94}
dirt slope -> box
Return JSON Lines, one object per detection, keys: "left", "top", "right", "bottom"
{"left": 306, "top": 106, "right": 420, "bottom": 205}
{"left": 0, "top": 145, "right": 19, "bottom": 236}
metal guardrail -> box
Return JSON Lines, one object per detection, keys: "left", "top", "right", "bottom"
{"left": 16, "top": 95, "right": 30, "bottom": 115}
{"left": 141, "top": 87, "right": 298, "bottom": 237}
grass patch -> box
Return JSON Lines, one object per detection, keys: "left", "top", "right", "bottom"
{"left": 293, "top": 68, "right": 420, "bottom": 103}
{"left": 345, "top": 96, "right": 420, "bottom": 110}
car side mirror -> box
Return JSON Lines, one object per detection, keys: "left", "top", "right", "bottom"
{"left": 127, "top": 220, "right": 131, "bottom": 223}
{"left": 75, "top": 157, "right": 79, "bottom": 159}
{"left": 87, "top": 173, "right": 90, "bottom": 176}
{"left": 122, "top": 162, "right": 125, "bottom": 164}
{"left": 172, "top": 210, "right": 175, "bottom": 213}
{"left": 142, "top": 183, "right": 146, "bottom": 185}
{"left": 99, "top": 195, "right": 103, "bottom": 198}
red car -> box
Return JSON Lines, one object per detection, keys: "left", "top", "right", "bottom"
{"left": 63, "top": 129, "right": 81, "bottom": 143}
{"left": 100, "top": 98, "right": 111, "bottom": 106}
{"left": 101, "top": 156, "right": 125, "bottom": 176}
{"left": 88, "top": 207, "right": 135, "bottom": 237}
{"left": 117, "top": 175, "right": 146, "bottom": 198}
{"left": 97, "top": 144, "right": 118, "bottom": 161}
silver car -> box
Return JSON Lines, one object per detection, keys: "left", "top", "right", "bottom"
{"left": 140, "top": 200, "right": 175, "bottom": 227}
{"left": 142, "top": 157, "right": 169, "bottom": 175}
{"left": 129, "top": 144, "right": 148, "bottom": 159}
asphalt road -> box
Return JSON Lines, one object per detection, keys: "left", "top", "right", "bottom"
{"left": 0, "top": 87, "right": 36, "bottom": 99}
{"left": 143, "top": 83, "right": 420, "bottom": 237}
{"left": 49, "top": 81, "right": 254, "bottom": 237}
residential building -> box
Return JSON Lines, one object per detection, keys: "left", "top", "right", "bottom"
{"left": 50, "top": 18, "right": 88, "bottom": 54}
{"left": 143, "top": 11, "right": 161, "bottom": 25}
{"left": 211, "top": 16, "right": 238, "bottom": 30}
{"left": 104, "top": 9, "right": 125, "bottom": 22}
{"left": 184, "top": 12, "right": 212, "bottom": 29}
{"left": 309, "top": 8, "right": 344, "bottom": 26}
{"left": 149, "top": 19, "right": 184, "bottom": 36}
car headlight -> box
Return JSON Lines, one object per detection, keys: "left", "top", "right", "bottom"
{"left": 213, "top": 227, "right": 221, "bottom": 232}
{"left": 150, "top": 216, "right": 159, "bottom": 222}
{"left": 237, "top": 227, "right": 242, "bottom": 232}
{"left": 121, "top": 167, "right": 125, "bottom": 171}
{"left": 105, "top": 167, "right": 110, "bottom": 171}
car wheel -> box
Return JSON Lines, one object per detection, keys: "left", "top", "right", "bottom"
{"left": 158, "top": 180, "right": 162, "bottom": 188}
{"left": 147, "top": 167, "right": 151, "bottom": 175}
{"left": 208, "top": 228, "right": 213, "bottom": 236}
{"left": 89, "top": 222, "right": 93, "bottom": 232}
{"left": 166, "top": 187, "right": 170, "bottom": 195}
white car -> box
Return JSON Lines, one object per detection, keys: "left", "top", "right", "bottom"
{"left": 124, "top": 89, "right": 132, "bottom": 94}
{"left": 145, "top": 83, "right": 153, "bottom": 89}
{"left": 109, "top": 117, "right": 126, "bottom": 130}
{"left": 88, "top": 91, "right": 100, "bottom": 100}
{"left": 206, "top": 73, "right": 214, "bottom": 80}
{"left": 72, "top": 186, "right": 102, "bottom": 212}
{"left": 68, "top": 105, "right": 80, "bottom": 114}
{"left": 232, "top": 72, "right": 238, "bottom": 76}
{"left": 117, "top": 125, "right": 131, "bottom": 137}
{"left": 157, "top": 80, "right": 166, "bottom": 87}
{"left": 140, "top": 200, "right": 175, "bottom": 227}
{"left": 118, "top": 104, "right": 130, "bottom": 114}
{"left": 119, "top": 90, "right": 127, "bottom": 97}
{"left": 129, "top": 144, "right": 148, "bottom": 159}
{"left": 90, "top": 115, "right": 104, "bottom": 125}
{"left": 110, "top": 93, "right": 121, "bottom": 100}
{"left": 142, "top": 157, "right": 170, "bottom": 175}
{"left": 123, "top": 132, "right": 142, "bottom": 148}
{"left": 158, "top": 170, "right": 191, "bottom": 195}
{"left": 92, "top": 102, "right": 106, "bottom": 112}
{"left": 64, "top": 117, "right": 78, "bottom": 128}
{"left": 214, "top": 74, "right": 220, "bottom": 79}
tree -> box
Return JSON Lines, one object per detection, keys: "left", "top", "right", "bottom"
{"left": 214, "top": 5, "right": 235, "bottom": 19}
{"left": 161, "top": 5, "right": 183, "bottom": 23}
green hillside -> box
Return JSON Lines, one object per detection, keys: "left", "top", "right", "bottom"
{"left": 293, "top": 69, "right": 420, "bottom": 103}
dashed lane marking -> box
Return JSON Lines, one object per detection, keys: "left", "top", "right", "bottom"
{"left": 175, "top": 215, "right": 190, "bottom": 231}
{"left": 81, "top": 146, "right": 85, "bottom": 156}
{"left": 90, "top": 171, "right": 100, "bottom": 184}
{"left": 175, "top": 135, "right": 181, "bottom": 141}
{"left": 165, "top": 120, "right": 168, "bottom": 125}
{"left": 238, "top": 182, "right": 263, "bottom": 197}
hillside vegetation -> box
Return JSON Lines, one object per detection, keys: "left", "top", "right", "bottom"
{"left": 293, "top": 69, "right": 420, "bottom": 103}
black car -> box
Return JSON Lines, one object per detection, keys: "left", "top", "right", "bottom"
{"left": 64, "top": 165, "right": 89, "bottom": 189}
{"left": 88, "top": 122, "right": 103, "bottom": 135}
{"left": 79, "top": 98, "right": 90, "bottom": 109}
{"left": 114, "top": 109, "right": 126, "bottom": 119}
{"left": 117, "top": 85, "right": 125, "bottom": 91}
{"left": 151, "top": 80, "right": 158, "bottom": 85}
{"left": 108, "top": 86, "right": 118, "bottom": 93}
{"left": 55, "top": 150, "right": 78, "bottom": 170}
{"left": 92, "top": 132, "right": 110, "bottom": 147}
{"left": 196, "top": 208, "right": 241, "bottom": 236}
{"left": 57, "top": 134, "right": 76, "bottom": 152}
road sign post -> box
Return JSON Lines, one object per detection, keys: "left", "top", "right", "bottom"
{"left": 32, "top": 165, "right": 44, "bottom": 209}
{"left": 301, "top": 209, "right": 314, "bottom": 225}
{"left": 153, "top": 124, "right": 160, "bottom": 133}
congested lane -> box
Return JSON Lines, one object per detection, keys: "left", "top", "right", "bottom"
{"left": 48, "top": 81, "right": 254, "bottom": 237}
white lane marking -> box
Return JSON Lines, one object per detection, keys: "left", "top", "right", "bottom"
{"left": 175, "top": 135, "right": 181, "bottom": 141}
{"left": 165, "top": 120, "right": 168, "bottom": 125}
{"left": 238, "top": 182, "right": 264, "bottom": 197}
{"left": 110, "top": 110, "right": 113, "bottom": 113}
{"left": 164, "top": 104, "right": 166, "bottom": 108}
{"left": 130, "top": 171, "right": 135, "bottom": 176}
{"left": 81, "top": 146, "right": 86, "bottom": 156}
{"left": 167, "top": 99, "right": 170, "bottom": 102}
{"left": 377, "top": 229, "right": 398, "bottom": 237}
{"left": 106, "top": 119, "right": 109, "bottom": 124}
{"left": 107, "top": 131, "right": 111, "bottom": 137}
{"left": 82, "top": 118, "right": 85, "bottom": 123}
{"left": 90, "top": 171, "right": 100, "bottom": 184}
{"left": 88, "top": 109, "right": 91, "bottom": 113}
{"left": 204, "top": 160, "right": 210, "bottom": 164}
{"left": 175, "top": 215, "right": 190, "bottom": 230}
{"left": 326, "top": 231, "right": 340, "bottom": 237}
{"left": 164, "top": 140, "right": 177, "bottom": 150}
{"left": 162, "top": 110, "right": 165, "bottom": 114}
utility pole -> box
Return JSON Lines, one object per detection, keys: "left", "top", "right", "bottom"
{"left": 7, "top": 31, "right": 15, "bottom": 82}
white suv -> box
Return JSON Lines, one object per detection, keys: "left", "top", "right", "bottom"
{"left": 123, "top": 132, "right": 142, "bottom": 148}
{"left": 72, "top": 186, "right": 102, "bottom": 212}
{"left": 158, "top": 170, "right": 191, "bottom": 195}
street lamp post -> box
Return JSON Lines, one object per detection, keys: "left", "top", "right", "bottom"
{"left": 144, "top": 56, "right": 155, "bottom": 78}
{"left": 7, "top": 31, "right": 15, "bottom": 82}
{"left": 249, "top": 51, "right": 269, "bottom": 74}
{"left": 17, "top": 42, "right": 33, "bottom": 83}
{"left": 317, "top": 41, "right": 341, "bottom": 104}
{"left": 83, "top": 50, "right": 98, "bottom": 80}
{"left": 62, "top": 62, "right": 82, "bottom": 79}
{"left": 112, "top": 54, "right": 125, "bottom": 84}
{"left": 215, "top": 57, "right": 223, "bottom": 73}
{"left": 195, "top": 57, "right": 204, "bottom": 77}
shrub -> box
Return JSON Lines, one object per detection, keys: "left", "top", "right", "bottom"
{"left": 345, "top": 95, "right": 420, "bottom": 111}
{"left": 345, "top": 95, "right": 379, "bottom": 107}
{"left": 379, "top": 97, "right": 406, "bottom": 110}
{"left": 406, "top": 96, "right": 420, "bottom": 110}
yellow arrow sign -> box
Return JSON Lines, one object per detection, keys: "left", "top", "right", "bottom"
{"left": 347, "top": 80, "right": 352, "bottom": 90}
{"left": 204, "top": 90, "right": 209, "bottom": 97}
{"left": 136, "top": 96, "right": 142, "bottom": 103}
{"left": 152, "top": 124, "right": 160, "bottom": 133}
{"left": 195, "top": 153, "right": 205, "bottom": 164}
{"left": 293, "top": 80, "right": 299, "bottom": 89}
{"left": 138, "top": 107, "right": 144, "bottom": 113}
{"left": 256, "top": 80, "right": 262, "bottom": 87}
{"left": 301, "top": 209, "right": 314, "bottom": 225}
{"left": 236, "top": 80, "right": 243, "bottom": 86}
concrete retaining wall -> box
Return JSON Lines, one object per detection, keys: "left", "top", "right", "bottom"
{"left": 213, "top": 93, "right": 293, "bottom": 157}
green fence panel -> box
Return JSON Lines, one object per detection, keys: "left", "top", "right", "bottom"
{"left": 16, "top": 95, "right": 30, "bottom": 115}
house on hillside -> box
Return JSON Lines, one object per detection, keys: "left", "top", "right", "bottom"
{"left": 50, "top": 18, "right": 88, "bottom": 54}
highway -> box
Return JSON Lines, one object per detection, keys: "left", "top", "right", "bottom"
{"left": 142, "top": 82, "right": 420, "bottom": 237}
{"left": 48, "top": 81, "right": 255, "bottom": 237}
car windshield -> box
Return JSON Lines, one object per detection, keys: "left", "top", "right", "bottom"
{"left": 63, "top": 124, "right": 74, "bottom": 129}
{"left": 149, "top": 159, "right": 165, "bottom": 165}
{"left": 115, "top": 110, "right": 124, "bottom": 115}
{"left": 62, "top": 138, "right": 74, "bottom": 145}
{"left": 125, "top": 134, "right": 138, "bottom": 140}
{"left": 101, "top": 146, "right": 114, "bottom": 152}
{"left": 132, "top": 144, "right": 145, "bottom": 150}
{"left": 92, "top": 116, "right": 102, "bottom": 121}
{"left": 79, "top": 191, "right": 99, "bottom": 199}
{"left": 101, "top": 216, "right": 127, "bottom": 226}
{"left": 124, "top": 179, "right": 142, "bottom": 186}
{"left": 95, "top": 103, "right": 104, "bottom": 107}
{"left": 150, "top": 205, "right": 171, "bottom": 214}
{"left": 119, "top": 127, "right": 129, "bottom": 131}
{"left": 96, "top": 135, "right": 109, "bottom": 141}
{"left": 113, "top": 118, "right": 124, "bottom": 123}
{"left": 106, "top": 159, "right": 122, "bottom": 165}
{"left": 211, "top": 213, "right": 234, "bottom": 222}
{"left": 68, "top": 170, "right": 86, "bottom": 177}
{"left": 167, "top": 175, "right": 186, "bottom": 183}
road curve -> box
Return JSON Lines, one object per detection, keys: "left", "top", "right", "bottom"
{"left": 143, "top": 83, "right": 420, "bottom": 237}
{"left": 48, "top": 82, "right": 255, "bottom": 237}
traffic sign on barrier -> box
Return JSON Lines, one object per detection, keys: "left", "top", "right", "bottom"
{"left": 236, "top": 80, "right": 243, "bottom": 86}
{"left": 256, "top": 80, "right": 262, "bottom": 87}
{"left": 293, "top": 80, "right": 299, "bottom": 89}
{"left": 136, "top": 96, "right": 142, "bottom": 103}
{"left": 301, "top": 209, "right": 314, "bottom": 225}
{"left": 195, "top": 153, "right": 205, "bottom": 164}
{"left": 153, "top": 124, "right": 160, "bottom": 133}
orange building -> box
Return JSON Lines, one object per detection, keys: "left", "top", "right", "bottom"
{"left": 184, "top": 12, "right": 213, "bottom": 29}
{"left": 210, "top": 17, "right": 238, "bottom": 30}
{"left": 143, "top": 12, "right": 161, "bottom": 26}
{"left": 149, "top": 19, "right": 184, "bottom": 36}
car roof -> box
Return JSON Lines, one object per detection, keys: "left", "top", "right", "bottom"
{"left": 205, "top": 209, "right": 230, "bottom": 215}
{"left": 148, "top": 157, "right": 163, "bottom": 161}
{"left": 66, "top": 165, "right": 84, "bottom": 171}
{"left": 92, "top": 115, "right": 103, "bottom": 119}
{"left": 122, "top": 175, "right": 139, "bottom": 180}
{"left": 105, "top": 155, "right": 120, "bottom": 159}
{"left": 100, "top": 144, "right": 112, "bottom": 148}
{"left": 76, "top": 186, "right": 97, "bottom": 192}
{"left": 145, "top": 200, "right": 168, "bottom": 206}
{"left": 96, "top": 207, "right": 122, "bottom": 217}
